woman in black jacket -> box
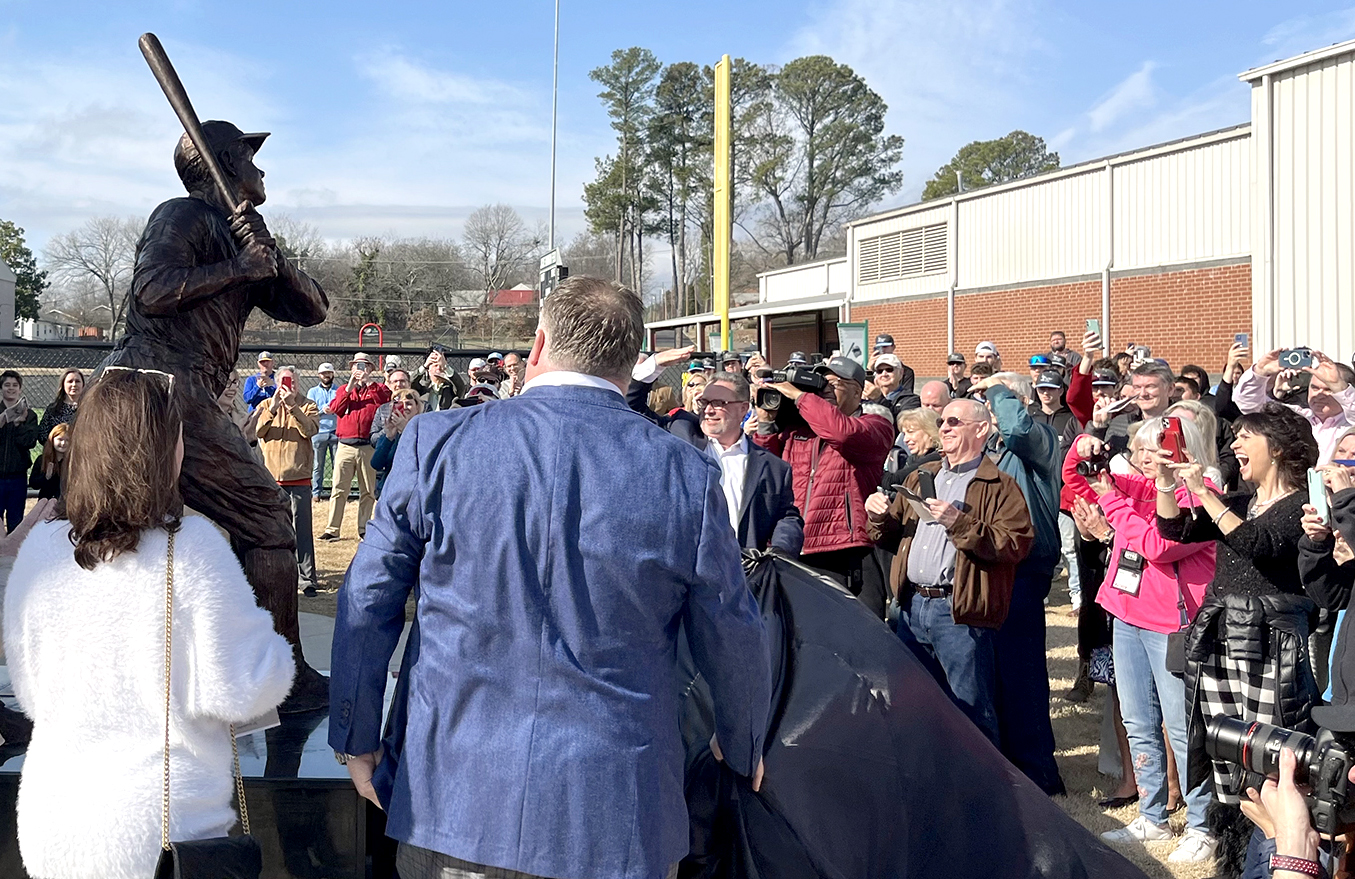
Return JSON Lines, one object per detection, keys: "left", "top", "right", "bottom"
{"left": 28, "top": 423, "right": 68, "bottom": 500}
{"left": 1156, "top": 403, "right": 1326, "bottom": 873}
{"left": 36, "top": 368, "right": 83, "bottom": 440}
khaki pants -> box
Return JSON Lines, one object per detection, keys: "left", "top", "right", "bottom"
{"left": 325, "top": 442, "right": 376, "bottom": 537}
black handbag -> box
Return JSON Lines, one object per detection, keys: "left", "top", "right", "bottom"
{"left": 153, "top": 530, "right": 263, "bottom": 879}
{"left": 1164, "top": 561, "right": 1189, "bottom": 677}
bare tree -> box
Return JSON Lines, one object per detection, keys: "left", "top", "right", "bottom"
{"left": 461, "top": 204, "right": 545, "bottom": 304}
{"left": 44, "top": 216, "right": 142, "bottom": 336}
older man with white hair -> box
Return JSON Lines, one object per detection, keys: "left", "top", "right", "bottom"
{"left": 866, "top": 396, "right": 1034, "bottom": 744}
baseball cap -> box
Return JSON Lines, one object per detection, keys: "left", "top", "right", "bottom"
{"left": 787, "top": 351, "right": 809, "bottom": 366}
{"left": 717, "top": 350, "right": 741, "bottom": 364}
{"left": 1049, "top": 353, "right": 1068, "bottom": 368}
{"left": 687, "top": 361, "right": 705, "bottom": 374}
{"left": 350, "top": 352, "right": 373, "bottom": 367}
{"left": 174, "top": 121, "right": 269, "bottom": 181}
{"left": 487, "top": 352, "right": 505, "bottom": 363}
{"left": 1034, "top": 369, "right": 1064, "bottom": 389}
{"left": 701, "top": 358, "right": 716, "bottom": 370}
{"left": 384, "top": 355, "right": 403, "bottom": 372}
{"left": 257, "top": 351, "right": 274, "bottom": 363}
{"left": 946, "top": 353, "right": 966, "bottom": 365}
{"left": 873, "top": 334, "right": 895, "bottom": 351}
{"left": 317, "top": 362, "right": 335, "bottom": 373}
{"left": 814, "top": 356, "right": 867, "bottom": 386}
{"left": 1091, "top": 369, "right": 1120, "bottom": 387}
{"left": 468, "top": 357, "right": 488, "bottom": 370}
{"left": 873, "top": 353, "right": 902, "bottom": 370}
{"left": 1028, "top": 354, "right": 1050, "bottom": 367}
{"left": 975, "top": 341, "right": 999, "bottom": 357}
{"left": 466, "top": 382, "right": 499, "bottom": 400}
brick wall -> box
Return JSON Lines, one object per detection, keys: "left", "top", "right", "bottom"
{"left": 1109, "top": 263, "right": 1251, "bottom": 372}
{"left": 851, "top": 296, "right": 948, "bottom": 376}
{"left": 845, "top": 262, "right": 1251, "bottom": 378}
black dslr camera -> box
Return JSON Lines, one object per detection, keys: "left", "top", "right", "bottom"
{"left": 1075, "top": 435, "right": 1129, "bottom": 477}
{"left": 753, "top": 366, "right": 827, "bottom": 411}
{"left": 1206, "top": 715, "right": 1355, "bottom": 835}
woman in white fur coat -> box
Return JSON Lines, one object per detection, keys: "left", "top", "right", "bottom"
{"left": 3, "top": 369, "right": 296, "bottom": 879}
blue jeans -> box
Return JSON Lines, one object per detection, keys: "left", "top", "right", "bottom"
{"left": 1112, "top": 617, "right": 1212, "bottom": 830}
{"left": 0, "top": 476, "right": 25, "bottom": 533}
{"left": 312, "top": 432, "right": 337, "bottom": 497}
{"left": 898, "top": 592, "right": 1000, "bottom": 745}
{"left": 1059, "top": 512, "right": 1081, "bottom": 608}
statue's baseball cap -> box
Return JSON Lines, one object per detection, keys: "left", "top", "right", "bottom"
{"left": 173, "top": 121, "right": 269, "bottom": 178}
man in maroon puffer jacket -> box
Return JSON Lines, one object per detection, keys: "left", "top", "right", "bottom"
{"left": 753, "top": 356, "right": 896, "bottom": 618}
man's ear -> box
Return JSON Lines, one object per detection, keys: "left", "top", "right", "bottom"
{"left": 217, "top": 146, "right": 237, "bottom": 179}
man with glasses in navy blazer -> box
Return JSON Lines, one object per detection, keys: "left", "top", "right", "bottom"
{"left": 329, "top": 276, "right": 771, "bottom": 879}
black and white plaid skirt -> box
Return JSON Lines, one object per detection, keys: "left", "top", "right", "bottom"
{"left": 1196, "top": 647, "right": 1284, "bottom": 803}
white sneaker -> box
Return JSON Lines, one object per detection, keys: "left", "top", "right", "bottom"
{"left": 1101, "top": 815, "right": 1172, "bottom": 844}
{"left": 1168, "top": 828, "right": 1219, "bottom": 863}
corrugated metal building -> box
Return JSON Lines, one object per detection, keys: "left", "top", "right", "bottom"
{"left": 646, "top": 38, "right": 1355, "bottom": 376}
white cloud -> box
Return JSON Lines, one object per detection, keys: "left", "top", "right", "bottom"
{"left": 782, "top": 0, "right": 1046, "bottom": 203}
{"left": 357, "top": 49, "right": 526, "bottom": 106}
{"left": 1260, "top": 7, "right": 1355, "bottom": 63}
{"left": 1087, "top": 62, "right": 1157, "bottom": 133}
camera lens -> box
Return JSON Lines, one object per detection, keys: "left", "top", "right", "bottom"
{"left": 1205, "top": 715, "right": 1317, "bottom": 780}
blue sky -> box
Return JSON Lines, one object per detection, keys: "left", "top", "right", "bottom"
{"left": 3, "top": 1, "right": 1355, "bottom": 259}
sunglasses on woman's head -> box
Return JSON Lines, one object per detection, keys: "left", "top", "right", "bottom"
{"left": 100, "top": 366, "right": 175, "bottom": 392}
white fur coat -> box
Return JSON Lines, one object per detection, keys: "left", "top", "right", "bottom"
{"left": 3, "top": 516, "right": 296, "bottom": 879}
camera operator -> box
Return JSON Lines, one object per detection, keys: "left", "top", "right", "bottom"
{"left": 320, "top": 353, "right": 391, "bottom": 542}
{"left": 368, "top": 369, "right": 413, "bottom": 444}
{"left": 372, "top": 388, "right": 425, "bottom": 497}
{"left": 753, "top": 356, "right": 895, "bottom": 617}
{"left": 966, "top": 370, "right": 1066, "bottom": 796}
{"left": 414, "top": 345, "right": 467, "bottom": 411}
{"left": 1235, "top": 349, "right": 1355, "bottom": 464}
{"left": 1215, "top": 341, "right": 1250, "bottom": 422}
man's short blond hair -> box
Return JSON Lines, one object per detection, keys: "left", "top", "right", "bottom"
{"left": 540, "top": 276, "right": 644, "bottom": 380}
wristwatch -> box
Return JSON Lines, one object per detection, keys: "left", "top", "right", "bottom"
{"left": 1269, "top": 854, "right": 1324, "bottom": 878}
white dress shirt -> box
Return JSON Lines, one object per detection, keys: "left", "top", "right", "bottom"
{"left": 707, "top": 435, "right": 750, "bottom": 533}
{"left": 521, "top": 370, "right": 625, "bottom": 397}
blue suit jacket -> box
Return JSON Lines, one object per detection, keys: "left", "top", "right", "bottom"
{"left": 329, "top": 384, "right": 771, "bottom": 879}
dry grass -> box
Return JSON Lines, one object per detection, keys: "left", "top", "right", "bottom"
{"left": 304, "top": 505, "right": 1216, "bottom": 876}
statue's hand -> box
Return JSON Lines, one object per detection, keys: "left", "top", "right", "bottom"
{"left": 237, "top": 240, "right": 279, "bottom": 281}
{"left": 230, "top": 201, "right": 275, "bottom": 250}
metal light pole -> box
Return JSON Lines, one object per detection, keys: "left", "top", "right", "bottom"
{"left": 549, "top": 0, "right": 560, "bottom": 251}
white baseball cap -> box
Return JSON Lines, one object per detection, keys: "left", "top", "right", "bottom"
{"left": 975, "top": 341, "right": 999, "bottom": 357}
{"left": 317, "top": 362, "right": 335, "bottom": 373}
{"left": 469, "top": 357, "right": 488, "bottom": 370}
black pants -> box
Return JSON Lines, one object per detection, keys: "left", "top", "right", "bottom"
{"left": 994, "top": 561, "right": 1066, "bottom": 796}
{"left": 801, "top": 546, "right": 888, "bottom": 620}
{"left": 1074, "top": 531, "right": 1111, "bottom": 662}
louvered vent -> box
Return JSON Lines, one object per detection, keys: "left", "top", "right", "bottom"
{"left": 857, "top": 223, "right": 948, "bottom": 283}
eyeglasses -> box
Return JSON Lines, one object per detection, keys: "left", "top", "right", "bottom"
{"left": 100, "top": 366, "right": 176, "bottom": 392}
{"left": 941, "top": 416, "right": 981, "bottom": 429}
{"left": 699, "top": 398, "right": 746, "bottom": 410}
{"left": 873, "top": 366, "right": 895, "bottom": 373}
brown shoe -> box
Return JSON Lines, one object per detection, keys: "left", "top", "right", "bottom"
{"left": 1063, "top": 660, "right": 1093, "bottom": 703}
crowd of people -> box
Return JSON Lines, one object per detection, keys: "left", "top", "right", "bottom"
{"left": 4, "top": 300, "right": 1355, "bottom": 878}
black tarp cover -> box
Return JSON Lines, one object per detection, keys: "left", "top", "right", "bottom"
{"left": 677, "top": 554, "right": 1150, "bottom": 879}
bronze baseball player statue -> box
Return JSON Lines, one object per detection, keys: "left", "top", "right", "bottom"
{"left": 99, "top": 119, "right": 330, "bottom": 713}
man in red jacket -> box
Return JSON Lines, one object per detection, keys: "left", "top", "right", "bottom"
{"left": 753, "top": 356, "right": 895, "bottom": 617}
{"left": 321, "top": 352, "right": 392, "bottom": 541}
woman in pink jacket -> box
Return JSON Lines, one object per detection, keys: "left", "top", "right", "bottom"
{"left": 1064, "top": 417, "right": 1219, "bottom": 863}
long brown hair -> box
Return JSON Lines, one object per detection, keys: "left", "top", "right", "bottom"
{"left": 59, "top": 370, "right": 183, "bottom": 570}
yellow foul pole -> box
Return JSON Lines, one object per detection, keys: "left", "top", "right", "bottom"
{"left": 713, "top": 54, "right": 732, "bottom": 351}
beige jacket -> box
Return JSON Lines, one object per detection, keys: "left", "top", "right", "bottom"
{"left": 256, "top": 397, "right": 320, "bottom": 483}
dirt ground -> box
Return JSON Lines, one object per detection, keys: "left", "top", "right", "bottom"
{"left": 305, "top": 502, "right": 1210, "bottom": 877}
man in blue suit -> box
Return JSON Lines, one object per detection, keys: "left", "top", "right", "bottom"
{"left": 329, "top": 276, "right": 771, "bottom": 879}
{"left": 696, "top": 373, "right": 803, "bottom": 556}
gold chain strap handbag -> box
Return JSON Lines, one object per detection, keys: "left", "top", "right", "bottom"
{"left": 153, "top": 530, "right": 263, "bottom": 879}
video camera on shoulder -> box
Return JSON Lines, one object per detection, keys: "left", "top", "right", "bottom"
{"left": 1206, "top": 715, "right": 1355, "bottom": 836}
{"left": 1075, "top": 435, "right": 1129, "bottom": 477}
{"left": 752, "top": 366, "right": 827, "bottom": 411}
